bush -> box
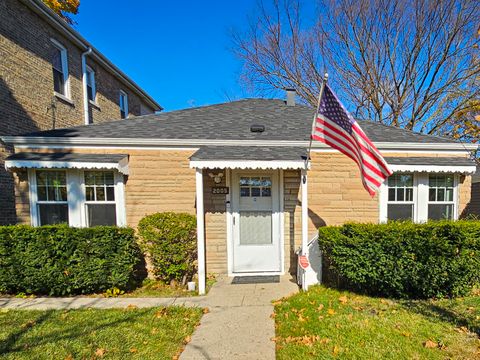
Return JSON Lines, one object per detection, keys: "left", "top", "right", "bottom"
{"left": 318, "top": 221, "right": 480, "bottom": 299}
{"left": 0, "top": 225, "right": 143, "bottom": 296}
{"left": 138, "top": 212, "right": 197, "bottom": 284}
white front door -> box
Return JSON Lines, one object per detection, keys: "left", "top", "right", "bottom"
{"left": 231, "top": 171, "right": 281, "bottom": 273}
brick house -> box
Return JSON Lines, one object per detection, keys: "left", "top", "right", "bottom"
{"left": 0, "top": 0, "right": 162, "bottom": 224}
{"left": 2, "top": 93, "right": 478, "bottom": 292}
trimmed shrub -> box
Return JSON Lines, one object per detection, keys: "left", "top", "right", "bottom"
{"left": 318, "top": 221, "right": 480, "bottom": 299}
{"left": 137, "top": 212, "right": 197, "bottom": 284}
{"left": 0, "top": 225, "right": 143, "bottom": 296}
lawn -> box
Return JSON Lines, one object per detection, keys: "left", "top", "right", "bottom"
{"left": 0, "top": 306, "right": 203, "bottom": 359}
{"left": 274, "top": 286, "right": 480, "bottom": 359}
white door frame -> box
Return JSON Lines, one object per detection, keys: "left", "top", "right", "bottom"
{"left": 226, "top": 168, "right": 285, "bottom": 276}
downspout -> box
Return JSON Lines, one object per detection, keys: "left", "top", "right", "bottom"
{"left": 81, "top": 47, "right": 93, "bottom": 125}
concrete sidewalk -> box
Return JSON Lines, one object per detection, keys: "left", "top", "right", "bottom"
{"left": 180, "top": 275, "right": 298, "bottom": 360}
{"left": 0, "top": 275, "right": 299, "bottom": 359}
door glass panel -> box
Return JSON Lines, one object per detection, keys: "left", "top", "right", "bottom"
{"left": 239, "top": 211, "right": 272, "bottom": 245}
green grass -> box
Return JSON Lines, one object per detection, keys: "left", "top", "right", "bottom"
{"left": 0, "top": 306, "right": 203, "bottom": 359}
{"left": 274, "top": 286, "right": 480, "bottom": 359}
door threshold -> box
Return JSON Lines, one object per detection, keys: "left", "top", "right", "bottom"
{"left": 229, "top": 271, "right": 284, "bottom": 277}
{"left": 231, "top": 275, "right": 280, "bottom": 284}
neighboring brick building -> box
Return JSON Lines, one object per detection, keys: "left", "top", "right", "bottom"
{"left": 0, "top": 0, "right": 162, "bottom": 224}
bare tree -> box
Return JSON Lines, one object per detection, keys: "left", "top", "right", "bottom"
{"left": 232, "top": 0, "right": 480, "bottom": 141}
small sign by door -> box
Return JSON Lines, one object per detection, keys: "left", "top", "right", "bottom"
{"left": 299, "top": 255, "right": 309, "bottom": 269}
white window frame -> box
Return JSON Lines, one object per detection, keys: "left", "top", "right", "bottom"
{"left": 119, "top": 90, "right": 128, "bottom": 119}
{"left": 379, "top": 172, "right": 459, "bottom": 223}
{"left": 51, "top": 38, "right": 70, "bottom": 100}
{"left": 384, "top": 173, "right": 417, "bottom": 222}
{"left": 29, "top": 169, "right": 69, "bottom": 226}
{"left": 86, "top": 65, "right": 96, "bottom": 103}
{"left": 427, "top": 174, "right": 458, "bottom": 221}
{"left": 28, "top": 169, "right": 126, "bottom": 227}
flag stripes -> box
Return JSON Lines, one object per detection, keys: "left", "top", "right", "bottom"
{"left": 311, "top": 84, "right": 392, "bottom": 196}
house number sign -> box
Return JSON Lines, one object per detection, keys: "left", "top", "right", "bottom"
{"left": 212, "top": 187, "right": 229, "bottom": 195}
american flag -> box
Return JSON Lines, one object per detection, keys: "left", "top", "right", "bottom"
{"left": 311, "top": 84, "right": 392, "bottom": 196}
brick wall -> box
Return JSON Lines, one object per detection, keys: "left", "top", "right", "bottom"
{"left": 0, "top": 0, "right": 157, "bottom": 223}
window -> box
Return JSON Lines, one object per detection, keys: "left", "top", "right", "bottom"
{"left": 381, "top": 172, "right": 458, "bottom": 223}
{"left": 84, "top": 171, "right": 117, "bottom": 226}
{"left": 386, "top": 173, "right": 414, "bottom": 221}
{"left": 428, "top": 174, "right": 455, "bottom": 220}
{"left": 86, "top": 66, "right": 96, "bottom": 102}
{"left": 30, "top": 169, "right": 125, "bottom": 227}
{"left": 35, "top": 170, "right": 69, "bottom": 225}
{"left": 240, "top": 177, "right": 272, "bottom": 197}
{"left": 51, "top": 40, "right": 69, "bottom": 97}
{"left": 119, "top": 91, "right": 128, "bottom": 119}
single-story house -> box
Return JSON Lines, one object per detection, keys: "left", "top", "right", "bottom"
{"left": 2, "top": 94, "right": 478, "bottom": 293}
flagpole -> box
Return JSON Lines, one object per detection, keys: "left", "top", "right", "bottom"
{"left": 301, "top": 73, "right": 328, "bottom": 291}
{"left": 305, "top": 73, "right": 328, "bottom": 171}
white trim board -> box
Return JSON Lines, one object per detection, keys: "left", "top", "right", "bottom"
{"left": 2, "top": 136, "right": 477, "bottom": 152}
{"left": 5, "top": 159, "right": 129, "bottom": 175}
{"left": 389, "top": 164, "right": 476, "bottom": 174}
{"left": 190, "top": 160, "right": 308, "bottom": 170}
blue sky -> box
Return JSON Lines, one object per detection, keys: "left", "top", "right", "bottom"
{"left": 76, "top": 1, "right": 257, "bottom": 111}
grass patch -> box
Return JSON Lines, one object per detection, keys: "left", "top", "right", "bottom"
{"left": 0, "top": 306, "right": 203, "bottom": 359}
{"left": 274, "top": 286, "right": 480, "bottom": 359}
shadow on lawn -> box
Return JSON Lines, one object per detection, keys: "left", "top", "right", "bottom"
{"left": 0, "top": 308, "right": 152, "bottom": 356}
{"left": 400, "top": 301, "right": 480, "bottom": 336}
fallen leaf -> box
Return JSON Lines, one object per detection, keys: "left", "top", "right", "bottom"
{"left": 129, "top": 348, "right": 138, "bottom": 353}
{"left": 318, "top": 315, "right": 324, "bottom": 320}
{"left": 401, "top": 332, "right": 411, "bottom": 337}
{"left": 126, "top": 304, "right": 138, "bottom": 310}
{"left": 298, "top": 314, "right": 306, "bottom": 322}
{"left": 424, "top": 340, "right": 437, "bottom": 349}
{"left": 327, "top": 308, "right": 336, "bottom": 315}
{"left": 272, "top": 300, "right": 282, "bottom": 306}
{"left": 270, "top": 313, "right": 276, "bottom": 319}
{"left": 203, "top": 308, "right": 210, "bottom": 314}
{"left": 335, "top": 323, "right": 341, "bottom": 329}
{"left": 155, "top": 309, "right": 167, "bottom": 318}
{"left": 184, "top": 335, "right": 191, "bottom": 343}
{"left": 317, "top": 304, "right": 324, "bottom": 311}
{"left": 95, "top": 348, "right": 106, "bottom": 357}
{"left": 21, "top": 320, "right": 36, "bottom": 329}
{"left": 333, "top": 345, "right": 340, "bottom": 355}
{"left": 64, "top": 355, "right": 74, "bottom": 360}
{"left": 338, "top": 296, "right": 348, "bottom": 304}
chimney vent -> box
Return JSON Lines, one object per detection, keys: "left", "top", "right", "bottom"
{"left": 285, "top": 88, "right": 296, "bottom": 106}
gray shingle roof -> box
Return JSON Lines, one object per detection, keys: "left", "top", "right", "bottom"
{"left": 191, "top": 146, "right": 307, "bottom": 161}
{"left": 385, "top": 157, "right": 476, "bottom": 167}
{"left": 6, "top": 152, "right": 128, "bottom": 163}
{"left": 21, "top": 99, "right": 456, "bottom": 144}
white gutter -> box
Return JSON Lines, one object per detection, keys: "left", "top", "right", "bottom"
{"left": 81, "top": 47, "right": 93, "bottom": 125}
{"left": 1, "top": 136, "right": 478, "bottom": 152}
{"left": 20, "top": 0, "right": 162, "bottom": 111}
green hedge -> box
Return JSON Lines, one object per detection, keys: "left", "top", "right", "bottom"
{"left": 0, "top": 225, "right": 143, "bottom": 296}
{"left": 318, "top": 221, "right": 480, "bottom": 299}
{"left": 138, "top": 212, "right": 197, "bottom": 284}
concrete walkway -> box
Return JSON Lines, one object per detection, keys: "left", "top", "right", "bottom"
{"left": 0, "top": 275, "right": 299, "bottom": 359}
{"left": 179, "top": 275, "right": 298, "bottom": 360}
